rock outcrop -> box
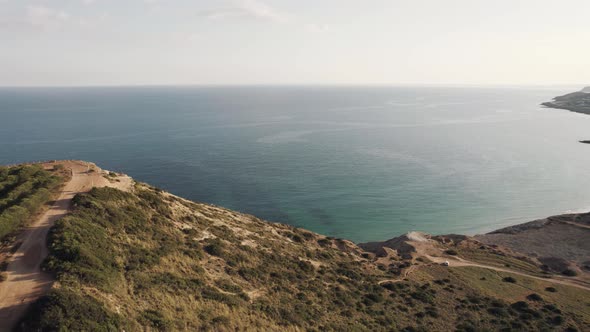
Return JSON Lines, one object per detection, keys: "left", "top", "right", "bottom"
{"left": 542, "top": 87, "right": 590, "bottom": 114}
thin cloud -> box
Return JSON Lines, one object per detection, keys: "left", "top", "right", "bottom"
{"left": 26, "top": 5, "right": 69, "bottom": 28}
{"left": 305, "top": 23, "right": 330, "bottom": 33}
{"left": 199, "top": 0, "right": 288, "bottom": 23}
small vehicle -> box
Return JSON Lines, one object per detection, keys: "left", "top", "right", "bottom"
{"left": 441, "top": 261, "right": 450, "bottom": 267}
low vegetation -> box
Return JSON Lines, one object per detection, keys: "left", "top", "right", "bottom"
{"left": 562, "top": 269, "right": 578, "bottom": 277}
{"left": 13, "top": 183, "right": 589, "bottom": 331}
{"left": 0, "top": 165, "right": 63, "bottom": 240}
{"left": 503, "top": 276, "right": 517, "bottom": 283}
{"left": 444, "top": 249, "right": 457, "bottom": 256}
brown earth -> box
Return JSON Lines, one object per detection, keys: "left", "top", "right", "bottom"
{"left": 363, "top": 231, "right": 590, "bottom": 291}
{"left": 475, "top": 213, "right": 590, "bottom": 275}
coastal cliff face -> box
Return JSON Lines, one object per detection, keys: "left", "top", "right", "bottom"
{"left": 0, "top": 163, "right": 587, "bottom": 331}
{"left": 542, "top": 87, "right": 590, "bottom": 114}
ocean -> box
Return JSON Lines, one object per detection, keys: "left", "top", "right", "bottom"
{"left": 1, "top": 85, "right": 589, "bottom": 243}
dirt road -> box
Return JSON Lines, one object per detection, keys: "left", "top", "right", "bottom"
{"left": 377, "top": 236, "right": 590, "bottom": 292}
{"left": 0, "top": 161, "right": 131, "bottom": 332}
{"left": 424, "top": 254, "right": 590, "bottom": 291}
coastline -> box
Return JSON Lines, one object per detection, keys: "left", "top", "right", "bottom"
{"left": 1, "top": 160, "right": 588, "bottom": 331}
{"left": 541, "top": 87, "right": 590, "bottom": 115}
{"left": 4, "top": 86, "right": 590, "bottom": 244}
{"left": 2, "top": 159, "right": 589, "bottom": 248}
{"left": 1, "top": 159, "right": 587, "bottom": 244}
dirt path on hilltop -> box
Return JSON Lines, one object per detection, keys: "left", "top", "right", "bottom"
{"left": 0, "top": 161, "right": 132, "bottom": 332}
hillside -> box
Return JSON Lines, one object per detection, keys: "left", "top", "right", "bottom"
{"left": 542, "top": 88, "right": 590, "bottom": 114}
{"left": 0, "top": 162, "right": 587, "bottom": 331}
{"left": 0, "top": 161, "right": 132, "bottom": 331}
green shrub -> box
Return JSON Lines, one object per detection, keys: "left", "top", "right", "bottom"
{"left": 78, "top": 187, "right": 132, "bottom": 203}
{"left": 297, "top": 260, "right": 314, "bottom": 273}
{"left": 487, "top": 307, "right": 508, "bottom": 317}
{"left": 425, "top": 308, "right": 439, "bottom": 318}
{"left": 126, "top": 246, "right": 162, "bottom": 270}
{"left": 526, "top": 293, "right": 543, "bottom": 301}
{"left": 543, "top": 304, "right": 561, "bottom": 314}
{"left": 215, "top": 279, "right": 243, "bottom": 293}
{"left": 510, "top": 301, "right": 529, "bottom": 311}
{"left": 502, "top": 276, "right": 516, "bottom": 283}
{"left": 137, "top": 189, "right": 172, "bottom": 217}
{"left": 45, "top": 215, "right": 120, "bottom": 289}
{"left": 288, "top": 232, "right": 304, "bottom": 243}
{"left": 561, "top": 269, "right": 577, "bottom": 276}
{"left": 0, "top": 165, "right": 62, "bottom": 239}
{"left": 549, "top": 315, "right": 564, "bottom": 325}
{"left": 364, "top": 292, "right": 384, "bottom": 305}
{"left": 238, "top": 267, "right": 262, "bottom": 282}
{"left": 381, "top": 282, "right": 398, "bottom": 291}
{"left": 201, "top": 286, "right": 244, "bottom": 306}
{"left": 19, "top": 289, "right": 125, "bottom": 331}
{"left": 204, "top": 238, "right": 226, "bottom": 257}
{"left": 140, "top": 309, "right": 171, "bottom": 331}
{"left": 410, "top": 290, "right": 433, "bottom": 304}
{"left": 211, "top": 315, "right": 231, "bottom": 326}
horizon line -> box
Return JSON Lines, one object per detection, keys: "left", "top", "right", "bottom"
{"left": 0, "top": 82, "right": 587, "bottom": 89}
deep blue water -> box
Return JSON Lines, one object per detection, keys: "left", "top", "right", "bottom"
{"left": 1, "top": 86, "right": 590, "bottom": 242}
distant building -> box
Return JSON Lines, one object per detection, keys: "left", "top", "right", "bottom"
{"left": 582, "top": 86, "right": 590, "bottom": 93}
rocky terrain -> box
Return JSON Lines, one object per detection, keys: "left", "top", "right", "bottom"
{"left": 542, "top": 87, "right": 590, "bottom": 115}
{"left": 476, "top": 213, "right": 590, "bottom": 277}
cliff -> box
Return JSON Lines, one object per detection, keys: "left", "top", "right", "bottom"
{"left": 0, "top": 162, "right": 587, "bottom": 331}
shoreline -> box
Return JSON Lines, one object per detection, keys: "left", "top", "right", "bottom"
{"left": 541, "top": 87, "right": 590, "bottom": 115}
{"left": 2, "top": 160, "right": 589, "bottom": 331}
{"left": 2, "top": 160, "right": 587, "bottom": 244}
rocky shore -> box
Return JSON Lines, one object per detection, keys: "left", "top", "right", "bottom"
{"left": 542, "top": 87, "right": 590, "bottom": 115}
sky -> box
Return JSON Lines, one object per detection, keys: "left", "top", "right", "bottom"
{"left": 0, "top": 0, "right": 589, "bottom": 86}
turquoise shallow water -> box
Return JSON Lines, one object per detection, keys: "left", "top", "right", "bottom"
{"left": 1, "top": 86, "right": 589, "bottom": 242}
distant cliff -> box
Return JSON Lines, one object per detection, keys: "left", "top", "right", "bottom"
{"left": 542, "top": 87, "right": 590, "bottom": 114}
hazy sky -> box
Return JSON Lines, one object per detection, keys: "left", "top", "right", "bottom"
{"left": 1, "top": 0, "right": 589, "bottom": 86}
